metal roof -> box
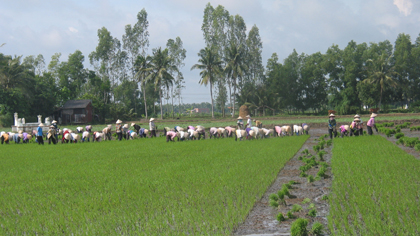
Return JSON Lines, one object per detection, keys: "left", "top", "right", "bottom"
{"left": 62, "top": 100, "right": 92, "bottom": 109}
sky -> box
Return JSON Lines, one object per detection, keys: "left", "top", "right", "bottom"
{"left": 1, "top": 0, "right": 419, "bottom": 103}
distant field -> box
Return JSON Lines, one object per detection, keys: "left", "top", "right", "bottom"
{"left": 0, "top": 135, "right": 308, "bottom": 235}
{"left": 329, "top": 135, "right": 420, "bottom": 235}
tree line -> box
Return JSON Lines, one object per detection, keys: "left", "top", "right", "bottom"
{"left": 1, "top": 4, "right": 420, "bottom": 126}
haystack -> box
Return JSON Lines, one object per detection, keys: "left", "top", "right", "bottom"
{"left": 239, "top": 105, "right": 250, "bottom": 118}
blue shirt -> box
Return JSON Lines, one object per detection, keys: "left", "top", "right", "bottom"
{"left": 37, "top": 126, "right": 43, "bottom": 136}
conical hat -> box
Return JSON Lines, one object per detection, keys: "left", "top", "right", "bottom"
{"left": 123, "top": 124, "right": 129, "bottom": 129}
{"left": 370, "top": 113, "right": 377, "bottom": 118}
{"left": 354, "top": 118, "right": 361, "bottom": 122}
{"left": 149, "top": 118, "right": 155, "bottom": 122}
{"left": 18, "top": 130, "right": 23, "bottom": 134}
{"left": 329, "top": 113, "right": 335, "bottom": 117}
{"left": 116, "top": 119, "right": 122, "bottom": 124}
{"left": 237, "top": 116, "right": 243, "bottom": 119}
{"left": 354, "top": 114, "right": 360, "bottom": 118}
{"left": 131, "top": 123, "right": 136, "bottom": 127}
{"left": 52, "top": 120, "right": 57, "bottom": 124}
{"left": 38, "top": 123, "right": 44, "bottom": 127}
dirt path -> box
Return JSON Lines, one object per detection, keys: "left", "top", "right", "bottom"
{"left": 233, "top": 128, "right": 333, "bottom": 236}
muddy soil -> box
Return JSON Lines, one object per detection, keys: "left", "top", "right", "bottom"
{"left": 233, "top": 128, "right": 333, "bottom": 236}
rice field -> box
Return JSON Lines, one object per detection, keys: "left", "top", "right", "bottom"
{"left": 0, "top": 135, "right": 308, "bottom": 235}
{"left": 328, "top": 135, "right": 420, "bottom": 235}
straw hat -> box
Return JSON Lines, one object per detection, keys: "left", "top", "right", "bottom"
{"left": 329, "top": 113, "right": 335, "bottom": 117}
{"left": 237, "top": 116, "right": 243, "bottom": 120}
{"left": 131, "top": 123, "right": 136, "bottom": 127}
{"left": 178, "top": 127, "right": 184, "bottom": 132}
{"left": 150, "top": 118, "right": 155, "bottom": 122}
{"left": 52, "top": 120, "right": 57, "bottom": 124}
{"left": 354, "top": 114, "right": 360, "bottom": 118}
{"left": 370, "top": 113, "right": 377, "bottom": 118}
{"left": 354, "top": 118, "right": 361, "bottom": 122}
{"left": 18, "top": 134, "right": 23, "bottom": 139}
{"left": 116, "top": 119, "right": 122, "bottom": 124}
{"left": 27, "top": 134, "right": 32, "bottom": 139}
{"left": 50, "top": 125, "right": 55, "bottom": 128}
{"left": 18, "top": 130, "right": 23, "bottom": 134}
{"left": 38, "top": 123, "right": 44, "bottom": 127}
{"left": 246, "top": 115, "right": 251, "bottom": 118}
{"left": 123, "top": 124, "right": 129, "bottom": 129}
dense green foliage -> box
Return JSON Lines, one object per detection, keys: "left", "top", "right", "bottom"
{"left": 0, "top": 135, "right": 308, "bottom": 235}
{"left": 329, "top": 136, "right": 420, "bottom": 235}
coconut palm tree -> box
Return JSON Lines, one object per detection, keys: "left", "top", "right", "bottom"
{"left": 191, "top": 47, "right": 223, "bottom": 118}
{"left": 146, "top": 47, "right": 177, "bottom": 119}
{"left": 364, "top": 54, "right": 399, "bottom": 112}
{"left": 134, "top": 54, "right": 152, "bottom": 119}
{"left": 224, "top": 42, "right": 247, "bottom": 117}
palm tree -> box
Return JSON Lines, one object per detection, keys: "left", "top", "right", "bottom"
{"left": 191, "top": 47, "right": 223, "bottom": 118}
{"left": 364, "top": 54, "right": 399, "bottom": 112}
{"left": 134, "top": 54, "right": 152, "bottom": 119}
{"left": 146, "top": 48, "right": 177, "bottom": 119}
{"left": 224, "top": 42, "right": 247, "bottom": 117}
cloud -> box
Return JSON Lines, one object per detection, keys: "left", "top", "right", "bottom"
{"left": 393, "top": 0, "right": 413, "bottom": 16}
{"left": 68, "top": 27, "right": 78, "bottom": 33}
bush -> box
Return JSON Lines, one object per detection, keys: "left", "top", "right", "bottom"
{"left": 277, "top": 212, "right": 286, "bottom": 222}
{"left": 291, "top": 218, "right": 309, "bottom": 236}
{"left": 287, "top": 211, "right": 295, "bottom": 219}
{"left": 311, "top": 222, "right": 324, "bottom": 235}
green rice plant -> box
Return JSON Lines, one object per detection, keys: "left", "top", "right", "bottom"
{"left": 307, "top": 175, "right": 315, "bottom": 183}
{"left": 302, "top": 198, "right": 311, "bottom": 204}
{"left": 281, "top": 185, "right": 291, "bottom": 196}
{"left": 395, "top": 127, "right": 401, "bottom": 133}
{"left": 321, "top": 195, "right": 328, "bottom": 200}
{"left": 302, "top": 149, "right": 309, "bottom": 154}
{"left": 289, "top": 180, "right": 297, "bottom": 185}
{"left": 415, "top": 143, "right": 420, "bottom": 152}
{"left": 308, "top": 208, "right": 317, "bottom": 217}
{"left": 397, "top": 137, "right": 420, "bottom": 147}
{"left": 298, "top": 156, "right": 304, "bottom": 160}
{"left": 270, "top": 199, "right": 279, "bottom": 208}
{"left": 313, "top": 145, "right": 320, "bottom": 152}
{"left": 290, "top": 218, "right": 309, "bottom": 236}
{"left": 320, "top": 162, "right": 329, "bottom": 169}
{"left": 278, "top": 190, "right": 285, "bottom": 200}
{"left": 395, "top": 132, "right": 404, "bottom": 139}
{"left": 292, "top": 204, "right": 303, "bottom": 212}
{"left": 284, "top": 183, "right": 293, "bottom": 189}
{"left": 308, "top": 203, "right": 315, "bottom": 209}
{"left": 311, "top": 222, "right": 324, "bottom": 235}
{"left": 317, "top": 150, "right": 327, "bottom": 161}
{"left": 287, "top": 211, "right": 295, "bottom": 219}
{"left": 300, "top": 171, "right": 308, "bottom": 177}
{"left": 269, "top": 193, "right": 279, "bottom": 202}
{"left": 326, "top": 139, "right": 333, "bottom": 147}
{"left": 317, "top": 167, "right": 326, "bottom": 178}
{"left": 277, "top": 212, "right": 286, "bottom": 222}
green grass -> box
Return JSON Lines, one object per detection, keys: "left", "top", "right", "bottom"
{"left": 329, "top": 135, "right": 420, "bottom": 235}
{"left": 0, "top": 135, "right": 308, "bottom": 235}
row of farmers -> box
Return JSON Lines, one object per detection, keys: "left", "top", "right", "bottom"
{"left": 0, "top": 115, "right": 310, "bottom": 144}
{"left": 328, "top": 113, "right": 379, "bottom": 139}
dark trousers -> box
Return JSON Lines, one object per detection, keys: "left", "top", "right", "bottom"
{"left": 48, "top": 137, "right": 56, "bottom": 145}
{"left": 150, "top": 130, "right": 156, "bottom": 137}
{"left": 367, "top": 126, "right": 373, "bottom": 135}
{"left": 117, "top": 132, "right": 122, "bottom": 141}
{"left": 350, "top": 129, "right": 361, "bottom": 136}
{"left": 37, "top": 136, "right": 44, "bottom": 145}
{"left": 1, "top": 136, "right": 9, "bottom": 144}
{"left": 328, "top": 128, "right": 337, "bottom": 139}
{"left": 166, "top": 135, "right": 173, "bottom": 142}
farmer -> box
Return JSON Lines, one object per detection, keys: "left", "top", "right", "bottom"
{"left": 115, "top": 119, "right": 123, "bottom": 141}
{"left": 245, "top": 115, "right": 252, "bottom": 128}
{"left": 354, "top": 114, "right": 364, "bottom": 135}
{"left": 340, "top": 125, "right": 349, "bottom": 138}
{"left": 52, "top": 120, "right": 59, "bottom": 140}
{"left": 122, "top": 124, "right": 129, "bottom": 140}
{"left": 195, "top": 125, "right": 205, "bottom": 140}
{"left": 254, "top": 119, "right": 262, "bottom": 128}
{"left": 132, "top": 123, "right": 141, "bottom": 135}
{"left": 37, "top": 123, "right": 44, "bottom": 145}
{"left": 350, "top": 118, "right": 362, "bottom": 136}
{"left": 149, "top": 118, "right": 156, "bottom": 137}
{"left": 47, "top": 125, "right": 57, "bottom": 144}
{"left": 367, "top": 113, "right": 378, "bottom": 135}
{"left": 166, "top": 130, "right": 177, "bottom": 142}
{"left": 1, "top": 132, "right": 9, "bottom": 144}
{"left": 12, "top": 133, "right": 21, "bottom": 144}
{"left": 76, "top": 127, "right": 84, "bottom": 133}
{"left": 328, "top": 113, "right": 337, "bottom": 139}
{"left": 237, "top": 116, "right": 244, "bottom": 129}
{"left": 22, "top": 132, "right": 32, "bottom": 143}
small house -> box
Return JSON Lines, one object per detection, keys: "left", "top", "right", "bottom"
{"left": 57, "top": 100, "right": 93, "bottom": 124}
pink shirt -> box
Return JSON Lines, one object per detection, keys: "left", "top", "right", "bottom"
{"left": 210, "top": 127, "right": 218, "bottom": 135}
{"left": 275, "top": 126, "right": 282, "bottom": 135}
{"left": 367, "top": 118, "right": 375, "bottom": 127}
{"left": 340, "top": 125, "right": 347, "bottom": 133}
{"left": 225, "top": 126, "right": 233, "bottom": 135}
{"left": 188, "top": 126, "right": 195, "bottom": 130}
{"left": 166, "top": 131, "right": 177, "bottom": 139}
